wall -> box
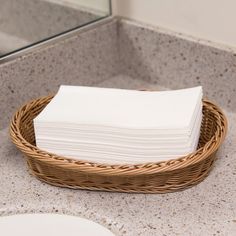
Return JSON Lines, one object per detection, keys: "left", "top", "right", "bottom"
{"left": 112, "top": 0, "right": 236, "bottom": 48}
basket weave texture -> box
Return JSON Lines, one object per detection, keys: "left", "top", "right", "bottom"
{"left": 10, "top": 96, "right": 227, "bottom": 193}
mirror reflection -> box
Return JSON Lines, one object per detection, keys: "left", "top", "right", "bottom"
{"left": 0, "top": 0, "right": 111, "bottom": 58}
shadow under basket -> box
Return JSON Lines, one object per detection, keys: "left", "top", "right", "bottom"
{"left": 10, "top": 96, "right": 227, "bottom": 193}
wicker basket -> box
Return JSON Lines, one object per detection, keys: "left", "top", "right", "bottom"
{"left": 10, "top": 95, "right": 227, "bottom": 193}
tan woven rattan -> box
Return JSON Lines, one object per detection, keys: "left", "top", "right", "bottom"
{"left": 10, "top": 96, "right": 227, "bottom": 193}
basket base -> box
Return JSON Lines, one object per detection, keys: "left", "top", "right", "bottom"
{"left": 29, "top": 163, "right": 214, "bottom": 194}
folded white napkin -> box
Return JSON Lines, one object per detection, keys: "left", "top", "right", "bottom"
{"left": 34, "top": 85, "right": 203, "bottom": 164}
{"left": 35, "top": 86, "right": 202, "bottom": 131}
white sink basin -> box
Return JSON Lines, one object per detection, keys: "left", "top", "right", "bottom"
{"left": 0, "top": 213, "right": 115, "bottom": 236}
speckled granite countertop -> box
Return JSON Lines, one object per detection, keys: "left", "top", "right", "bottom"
{"left": 0, "top": 76, "right": 235, "bottom": 236}
{"left": 0, "top": 18, "right": 236, "bottom": 236}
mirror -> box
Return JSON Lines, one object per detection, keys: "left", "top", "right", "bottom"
{"left": 0, "top": 0, "right": 111, "bottom": 58}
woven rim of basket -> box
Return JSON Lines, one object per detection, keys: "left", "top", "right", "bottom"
{"left": 9, "top": 96, "right": 227, "bottom": 176}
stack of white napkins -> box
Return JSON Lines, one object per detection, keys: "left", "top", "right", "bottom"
{"left": 34, "top": 85, "right": 203, "bottom": 164}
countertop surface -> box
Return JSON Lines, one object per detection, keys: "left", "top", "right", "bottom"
{"left": 0, "top": 76, "right": 235, "bottom": 236}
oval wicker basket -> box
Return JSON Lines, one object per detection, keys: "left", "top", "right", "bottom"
{"left": 10, "top": 96, "right": 227, "bottom": 193}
